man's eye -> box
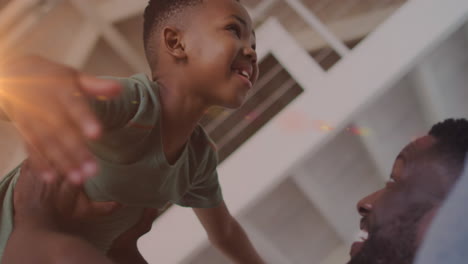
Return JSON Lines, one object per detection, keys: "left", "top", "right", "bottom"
{"left": 226, "top": 24, "right": 241, "bottom": 37}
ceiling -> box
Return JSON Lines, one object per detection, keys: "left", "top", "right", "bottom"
{"left": 0, "top": 0, "right": 407, "bottom": 76}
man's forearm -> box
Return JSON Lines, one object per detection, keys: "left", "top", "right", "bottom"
{"left": 211, "top": 219, "right": 265, "bottom": 264}
{"left": 4, "top": 227, "right": 114, "bottom": 264}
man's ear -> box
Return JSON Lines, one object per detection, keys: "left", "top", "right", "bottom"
{"left": 162, "top": 26, "right": 186, "bottom": 60}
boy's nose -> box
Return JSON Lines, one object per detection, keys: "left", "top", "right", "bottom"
{"left": 243, "top": 46, "right": 257, "bottom": 64}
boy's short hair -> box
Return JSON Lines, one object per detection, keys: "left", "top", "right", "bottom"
{"left": 143, "top": 0, "right": 203, "bottom": 69}
{"left": 143, "top": 0, "right": 240, "bottom": 71}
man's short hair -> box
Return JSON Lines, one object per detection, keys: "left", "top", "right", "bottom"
{"left": 429, "top": 118, "right": 468, "bottom": 171}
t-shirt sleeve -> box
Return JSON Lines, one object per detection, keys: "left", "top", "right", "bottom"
{"left": 88, "top": 76, "right": 146, "bottom": 131}
{"left": 175, "top": 143, "right": 224, "bottom": 208}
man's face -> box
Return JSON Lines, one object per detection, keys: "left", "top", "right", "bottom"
{"left": 348, "top": 135, "right": 451, "bottom": 264}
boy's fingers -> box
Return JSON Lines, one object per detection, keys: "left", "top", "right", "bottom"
{"left": 58, "top": 89, "right": 102, "bottom": 140}
{"left": 59, "top": 132, "right": 96, "bottom": 178}
{"left": 16, "top": 123, "right": 59, "bottom": 181}
{"left": 28, "top": 125, "right": 83, "bottom": 184}
{"left": 78, "top": 74, "right": 122, "bottom": 97}
{"left": 24, "top": 122, "right": 89, "bottom": 184}
{"left": 46, "top": 112, "right": 97, "bottom": 179}
{"left": 30, "top": 128, "right": 71, "bottom": 173}
{"left": 20, "top": 103, "right": 95, "bottom": 183}
{"left": 25, "top": 146, "right": 56, "bottom": 182}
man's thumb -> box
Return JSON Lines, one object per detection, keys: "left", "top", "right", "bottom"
{"left": 89, "top": 201, "right": 122, "bottom": 216}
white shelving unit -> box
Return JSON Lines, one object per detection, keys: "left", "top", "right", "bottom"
{"left": 1, "top": 0, "right": 467, "bottom": 263}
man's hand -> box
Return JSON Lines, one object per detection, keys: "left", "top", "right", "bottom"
{"left": 13, "top": 157, "right": 121, "bottom": 233}
{"left": 0, "top": 55, "right": 121, "bottom": 184}
{"left": 5, "top": 158, "right": 120, "bottom": 264}
{"left": 107, "top": 208, "right": 159, "bottom": 264}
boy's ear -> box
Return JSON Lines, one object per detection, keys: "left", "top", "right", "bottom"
{"left": 162, "top": 27, "right": 186, "bottom": 60}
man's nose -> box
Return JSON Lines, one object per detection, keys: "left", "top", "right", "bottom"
{"left": 356, "top": 189, "right": 383, "bottom": 216}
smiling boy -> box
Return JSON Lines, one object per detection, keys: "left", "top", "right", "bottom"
{"left": 0, "top": 0, "right": 265, "bottom": 263}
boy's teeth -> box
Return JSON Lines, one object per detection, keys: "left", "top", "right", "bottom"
{"left": 236, "top": 69, "right": 250, "bottom": 79}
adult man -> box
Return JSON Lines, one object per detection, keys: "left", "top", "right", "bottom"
{"left": 4, "top": 119, "right": 468, "bottom": 263}
{"left": 414, "top": 156, "right": 468, "bottom": 264}
{"left": 348, "top": 118, "right": 468, "bottom": 264}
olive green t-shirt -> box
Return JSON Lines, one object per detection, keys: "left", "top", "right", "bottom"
{"left": 0, "top": 73, "right": 223, "bottom": 257}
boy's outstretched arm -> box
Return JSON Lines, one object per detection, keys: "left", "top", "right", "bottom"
{"left": 0, "top": 55, "right": 121, "bottom": 183}
{"left": 193, "top": 202, "right": 266, "bottom": 264}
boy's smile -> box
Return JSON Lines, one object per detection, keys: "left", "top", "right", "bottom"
{"left": 182, "top": 0, "right": 259, "bottom": 109}
{"left": 232, "top": 60, "right": 254, "bottom": 89}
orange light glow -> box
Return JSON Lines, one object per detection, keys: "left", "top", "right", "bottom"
{"left": 319, "top": 125, "right": 334, "bottom": 132}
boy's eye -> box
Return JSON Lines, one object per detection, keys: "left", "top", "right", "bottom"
{"left": 226, "top": 24, "right": 241, "bottom": 38}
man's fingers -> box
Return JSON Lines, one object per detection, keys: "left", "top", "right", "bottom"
{"left": 85, "top": 200, "right": 121, "bottom": 217}
{"left": 110, "top": 208, "right": 158, "bottom": 249}
{"left": 134, "top": 208, "right": 159, "bottom": 235}
{"left": 72, "top": 190, "right": 120, "bottom": 224}
{"left": 57, "top": 180, "right": 80, "bottom": 215}
{"left": 78, "top": 74, "right": 122, "bottom": 98}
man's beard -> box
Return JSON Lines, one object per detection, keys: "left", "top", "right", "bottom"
{"left": 347, "top": 205, "right": 432, "bottom": 264}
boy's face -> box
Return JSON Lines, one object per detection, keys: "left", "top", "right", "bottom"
{"left": 183, "top": 0, "right": 259, "bottom": 108}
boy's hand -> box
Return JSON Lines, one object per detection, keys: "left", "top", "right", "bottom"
{"left": 0, "top": 55, "right": 121, "bottom": 183}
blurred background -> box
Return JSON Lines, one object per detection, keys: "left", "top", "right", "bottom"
{"left": 1, "top": 0, "right": 467, "bottom": 263}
